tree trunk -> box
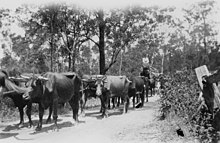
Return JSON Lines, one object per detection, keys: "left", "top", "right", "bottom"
{"left": 50, "top": 39, "right": 53, "bottom": 72}
{"left": 119, "top": 50, "right": 123, "bottom": 75}
{"left": 161, "top": 52, "right": 164, "bottom": 74}
{"left": 98, "top": 10, "right": 106, "bottom": 75}
{"left": 68, "top": 52, "right": 71, "bottom": 71}
{"left": 71, "top": 48, "right": 76, "bottom": 72}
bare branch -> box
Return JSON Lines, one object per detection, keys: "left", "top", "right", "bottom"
{"left": 104, "top": 48, "right": 121, "bottom": 73}
{"left": 85, "top": 36, "right": 100, "bottom": 47}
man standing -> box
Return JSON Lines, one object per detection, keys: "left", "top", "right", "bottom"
{"left": 140, "top": 66, "right": 150, "bottom": 79}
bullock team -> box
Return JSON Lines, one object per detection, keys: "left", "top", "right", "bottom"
{"left": 0, "top": 67, "right": 162, "bottom": 131}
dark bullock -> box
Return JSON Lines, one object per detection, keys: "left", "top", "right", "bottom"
{"left": 149, "top": 75, "right": 156, "bottom": 97}
{"left": 140, "top": 68, "right": 150, "bottom": 100}
{"left": 128, "top": 76, "right": 147, "bottom": 108}
{"left": 25, "top": 72, "right": 81, "bottom": 131}
{"left": 95, "top": 75, "right": 131, "bottom": 117}
{"left": 80, "top": 74, "right": 97, "bottom": 115}
{"left": 0, "top": 70, "right": 33, "bottom": 127}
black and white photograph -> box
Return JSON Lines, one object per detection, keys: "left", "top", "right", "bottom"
{"left": 0, "top": 0, "right": 220, "bottom": 142}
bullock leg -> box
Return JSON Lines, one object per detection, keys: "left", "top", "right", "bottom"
{"left": 46, "top": 105, "right": 52, "bottom": 124}
{"left": 69, "top": 95, "right": 79, "bottom": 124}
{"left": 26, "top": 102, "right": 33, "bottom": 128}
{"left": 36, "top": 104, "right": 44, "bottom": 131}
{"left": 136, "top": 94, "right": 139, "bottom": 103}
{"left": 123, "top": 96, "right": 129, "bottom": 114}
{"left": 140, "top": 90, "right": 145, "bottom": 107}
{"left": 150, "top": 88, "right": 152, "bottom": 97}
{"left": 112, "top": 97, "right": 116, "bottom": 109}
{"left": 79, "top": 95, "right": 86, "bottom": 117}
{"left": 100, "top": 94, "right": 108, "bottom": 118}
{"left": 133, "top": 94, "right": 135, "bottom": 108}
{"left": 130, "top": 89, "right": 136, "bottom": 108}
{"left": 116, "top": 97, "right": 120, "bottom": 107}
{"left": 17, "top": 107, "right": 24, "bottom": 127}
{"left": 145, "top": 86, "right": 149, "bottom": 102}
{"left": 52, "top": 99, "right": 59, "bottom": 131}
{"left": 79, "top": 90, "right": 87, "bottom": 117}
{"left": 108, "top": 98, "right": 111, "bottom": 109}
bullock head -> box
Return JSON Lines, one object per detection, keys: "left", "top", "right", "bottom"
{"left": 23, "top": 75, "right": 48, "bottom": 100}
{"left": 94, "top": 75, "right": 107, "bottom": 96}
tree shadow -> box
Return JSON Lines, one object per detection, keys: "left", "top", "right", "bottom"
{"left": 85, "top": 107, "right": 135, "bottom": 119}
{"left": 0, "top": 132, "right": 18, "bottom": 139}
{"left": 30, "top": 121, "right": 73, "bottom": 135}
{"left": 29, "top": 119, "right": 85, "bottom": 135}
{"left": 2, "top": 124, "right": 20, "bottom": 132}
{"left": 2, "top": 118, "right": 63, "bottom": 132}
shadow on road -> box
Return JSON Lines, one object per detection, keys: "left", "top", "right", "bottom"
{"left": 29, "top": 120, "right": 85, "bottom": 135}
{"left": 85, "top": 106, "right": 137, "bottom": 119}
{"left": 2, "top": 118, "right": 63, "bottom": 132}
{"left": 83, "top": 97, "right": 160, "bottom": 120}
{"left": 0, "top": 132, "right": 18, "bottom": 139}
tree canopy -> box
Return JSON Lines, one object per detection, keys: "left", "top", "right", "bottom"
{"left": 0, "top": 0, "right": 219, "bottom": 75}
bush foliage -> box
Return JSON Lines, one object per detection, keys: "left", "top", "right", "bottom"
{"left": 159, "top": 69, "right": 219, "bottom": 143}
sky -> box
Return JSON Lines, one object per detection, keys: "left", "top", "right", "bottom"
{"left": 0, "top": 0, "right": 217, "bottom": 10}
{"left": 0, "top": 0, "right": 220, "bottom": 59}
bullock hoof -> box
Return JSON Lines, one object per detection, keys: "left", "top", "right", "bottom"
{"left": 17, "top": 123, "right": 24, "bottom": 128}
{"left": 28, "top": 122, "right": 34, "bottom": 128}
{"left": 35, "top": 125, "right": 42, "bottom": 131}
{"left": 53, "top": 126, "right": 59, "bottom": 132}
{"left": 101, "top": 113, "right": 108, "bottom": 118}
{"left": 80, "top": 111, "right": 85, "bottom": 117}
{"left": 100, "top": 109, "right": 103, "bottom": 113}
{"left": 135, "top": 102, "right": 142, "bottom": 108}
{"left": 46, "top": 118, "right": 52, "bottom": 124}
{"left": 71, "top": 119, "right": 79, "bottom": 126}
{"left": 28, "top": 124, "right": 33, "bottom": 128}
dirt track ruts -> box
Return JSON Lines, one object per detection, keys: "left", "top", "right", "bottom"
{"left": 0, "top": 95, "right": 163, "bottom": 143}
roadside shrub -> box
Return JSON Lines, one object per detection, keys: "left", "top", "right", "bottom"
{"left": 0, "top": 97, "right": 19, "bottom": 122}
{"left": 159, "top": 69, "right": 219, "bottom": 142}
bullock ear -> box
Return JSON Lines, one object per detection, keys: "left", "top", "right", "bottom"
{"left": 45, "top": 78, "right": 54, "bottom": 92}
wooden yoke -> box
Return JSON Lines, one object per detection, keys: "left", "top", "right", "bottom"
{"left": 195, "top": 65, "right": 220, "bottom": 109}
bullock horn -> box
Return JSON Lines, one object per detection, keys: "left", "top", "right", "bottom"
{"left": 82, "top": 78, "right": 96, "bottom": 83}
{"left": 81, "top": 79, "right": 88, "bottom": 82}
{"left": 9, "top": 76, "right": 30, "bottom": 82}
{"left": 38, "top": 76, "right": 49, "bottom": 81}
{"left": 20, "top": 75, "right": 31, "bottom": 79}
{"left": 82, "top": 78, "right": 93, "bottom": 82}
{"left": 96, "top": 75, "right": 104, "bottom": 79}
{"left": 102, "top": 75, "right": 107, "bottom": 82}
{"left": 8, "top": 76, "right": 16, "bottom": 80}
{"left": 127, "top": 79, "right": 132, "bottom": 83}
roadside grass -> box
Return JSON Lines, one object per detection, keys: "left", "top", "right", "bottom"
{"left": 156, "top": 113, "right": 198, "bottom": 143}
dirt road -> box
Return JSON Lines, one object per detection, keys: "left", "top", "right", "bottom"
{"left": 0, "top": 95, "right": 181, "bottom": 143}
